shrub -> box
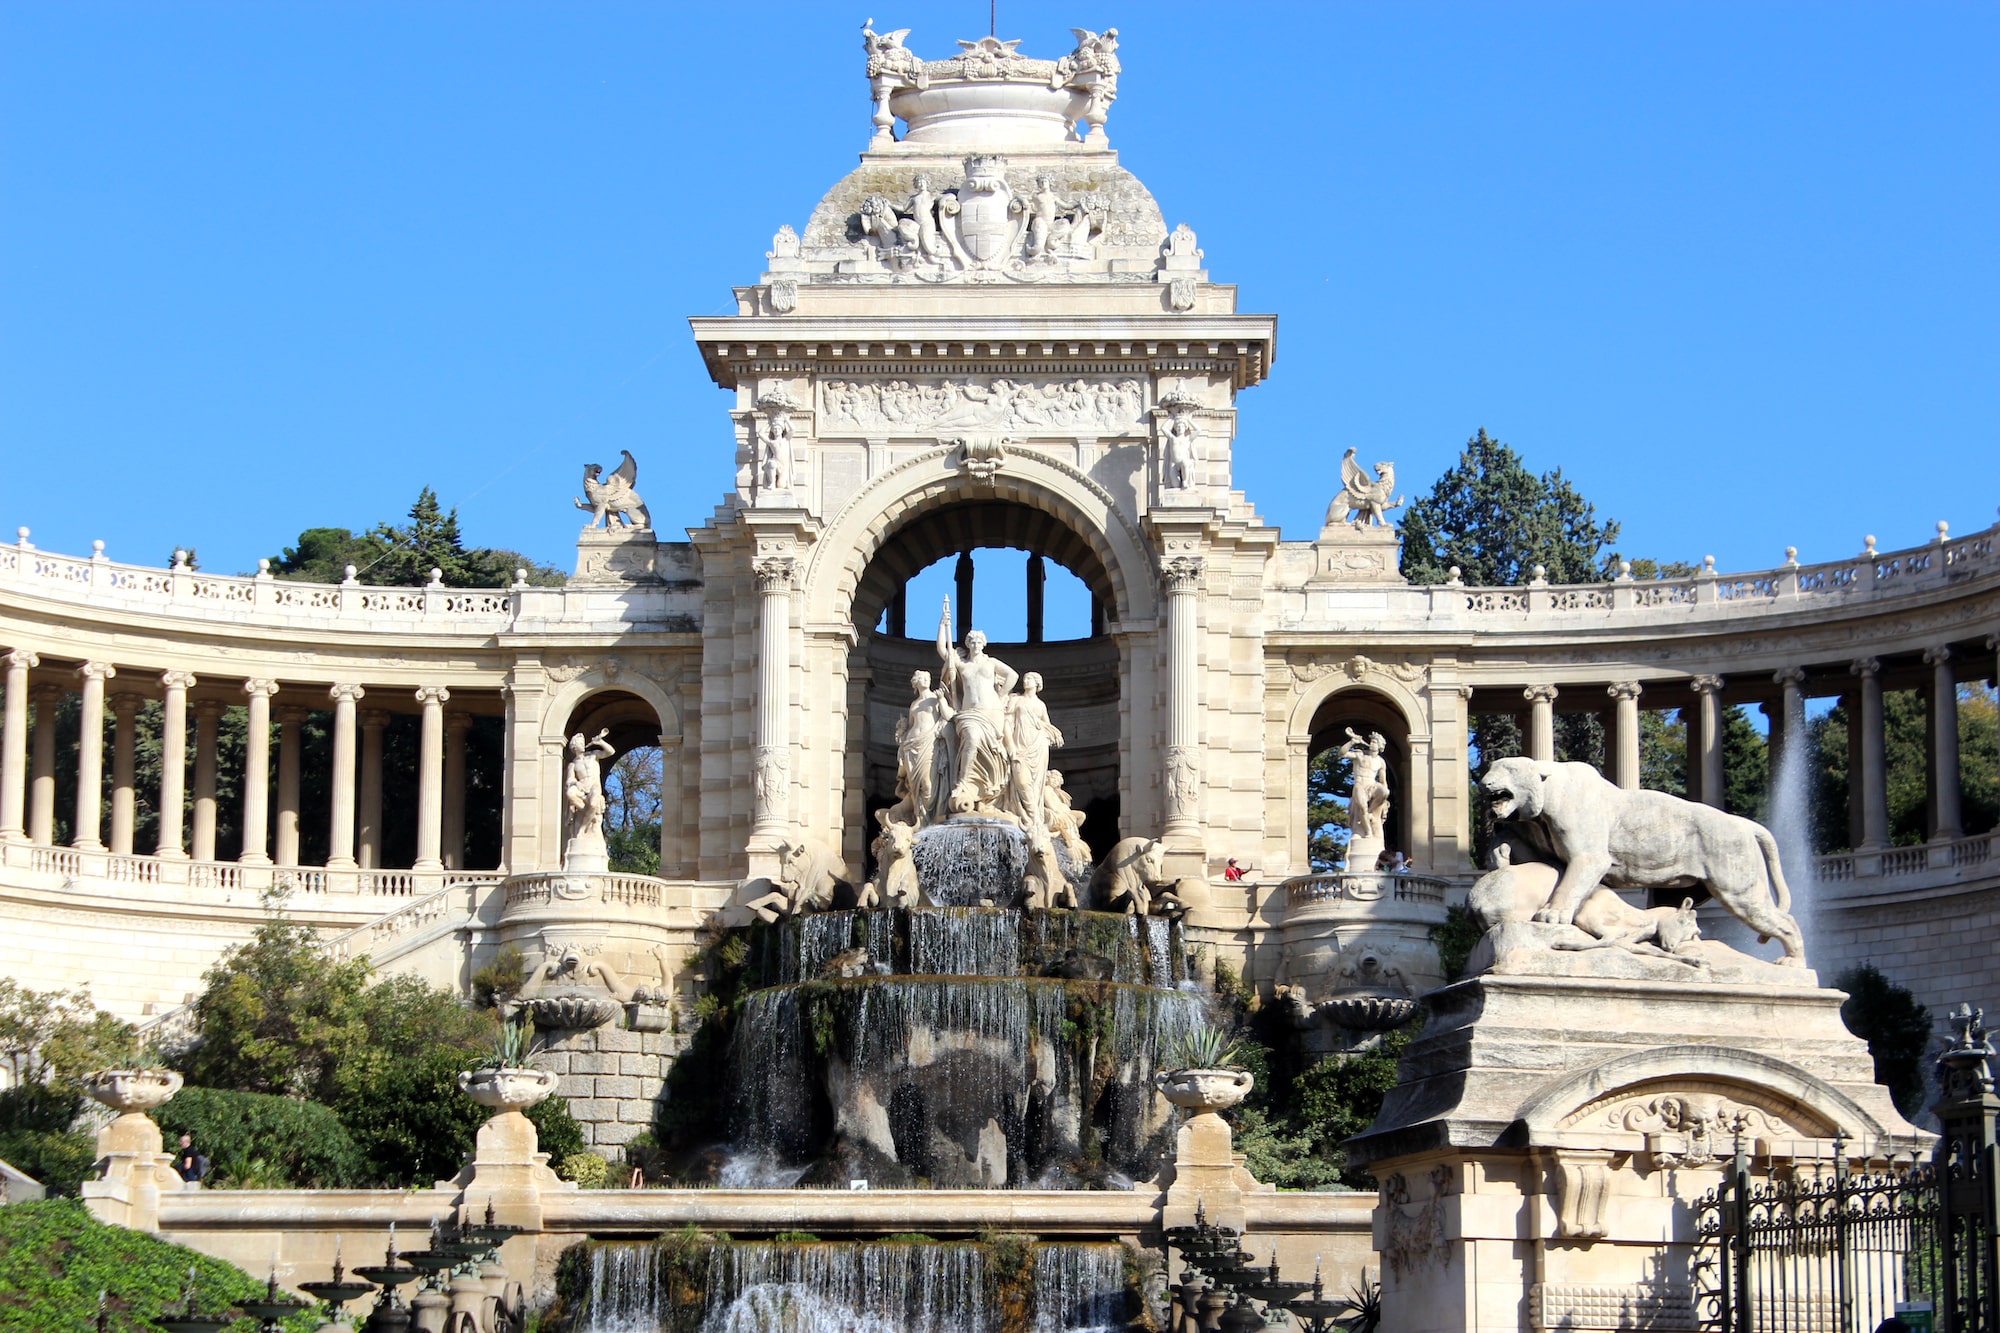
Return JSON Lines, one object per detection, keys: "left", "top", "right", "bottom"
{"left": 0, "top": 1197, "right": 310, "bottom": 1332}
{"left": 470, "top": 945, "right": 529, "bottom": 1009}
{"left": 151, "top": 1086, "right": 364, "bottom": 1188}
{"left": 528, "top": 1095, "right": 588, "bottom": 1174}
{"left": 557, "top": 1151, "right": 609, "bottom": 1188}
{"left": 1429, "top": 903, "right": 1484, "bottom": 983}
{"left": 1836, "top": 963, "right": 1933, "bottom": 1117}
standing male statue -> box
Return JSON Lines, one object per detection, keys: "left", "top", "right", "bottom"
{"left": 936, "top": 599, "right": 1018, "bottom": 817}
{"left": 1338, "top": 728, "right": 1392, "bottom": 844}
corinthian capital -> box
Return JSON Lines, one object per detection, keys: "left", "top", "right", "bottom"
{"left": 1161, "top": 556, "right": 1205, "bottom": 592}
{"left": 242, "top": 678, "right": 279, "bottom": 699}
{"left": 1606, "top": 681, "right": 1643, "bottom": 702}
{"left": 1772, "top": 667, "right": 1807, "bottom": 689}
{"left": 1850, "top": 657, "right": 1881, "bottom": 679}
{"left": 1523, "top": 683, "right": 1559, "bottom": 705}
{"left": 415, "top": 685, "right": 451, "bottom": 707}
{"left": 1689, "top": 674, "right": 1724, "bottom": 695}
{"left": 754, "top": 556, "right": 796, "bottom": 593}
{"left": 76, "top": 661, "right": 117, "bottom": 683}
{"left": 3, "top": 649, "right": 39, "bottom": 672}
{"left": 328, "top": 682, "right": 367, "bottom": 705}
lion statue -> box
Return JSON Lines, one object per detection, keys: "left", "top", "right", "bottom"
{"left": 1479, "top": 757, "right": 1805, "bottom": 965}
{"left": 1090, "top": 836, "right": 1180, "bottom": 916}
{"left": 744, "top": 835, "right": 850, "bottom": 923}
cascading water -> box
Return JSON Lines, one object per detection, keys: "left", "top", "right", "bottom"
{"left": 1768, "top": 730, "right": 1823, "bottom": 960}
{"left": 567, "top": 1238, "right": 1136, "bottom": 1333}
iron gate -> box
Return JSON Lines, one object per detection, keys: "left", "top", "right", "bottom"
{"left": 1694, "top": 1005, "right": 1998, "bottom": 1333}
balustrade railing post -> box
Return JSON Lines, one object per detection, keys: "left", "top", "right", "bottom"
{"left": 1835, "top": 1131, "right": 1855, "bottom": 1333}
{"left": 1730, "top": 1141, "right": 1751, "bottom": 1333}
{"left": 1933, "top": 1004, "right": 1999, "bottom": 1333}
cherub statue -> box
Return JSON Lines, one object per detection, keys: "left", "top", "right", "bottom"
{"left": 1327, "top": 448, "right": 1402, "bottom": 530}
{"left": 575, "top": 450, "right": 652, "bottom": 529}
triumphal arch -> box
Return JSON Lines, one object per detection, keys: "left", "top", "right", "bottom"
{"left": 1, "top": 21, "right": 1996, "bottom": 1181}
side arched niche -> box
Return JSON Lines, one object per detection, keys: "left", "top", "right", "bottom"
{"left": 1305, "top": 687, "right": 1414, "bottom": 871}
{"left": 539, "top": 677, "right": 685, "bottom": 877}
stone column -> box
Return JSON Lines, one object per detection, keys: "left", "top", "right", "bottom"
{"left": 953, "top": 551, "right": 973, "bottom": 641}
{"left": 155, "top": 671, "right": 193, "bottom": 858}
{"left": 442, "top": 709, "right": 471, "bottom": 870}
{"left": 1026, "top": 554, "right": 1046, "bottom": 643}
{"left": 239, "top": 680, "right": 277, "bottom": 865}
{"left": 414, "top": 685, "right": 450, "bottom": 870}
{"left": 357, "top": 709, "right": 388, "bottom": 869}
{"left": 1162, "top": 556, "right": 1205, "bottom": 841}
{"left": 190, "top": 699, "right": 222, "bottom": 862}
{"left": 1523, "top": 684, "right": 1558, "bottom": 763}
{"left": 1925, "top": 646, "right": 1961, "bottom": 842}
{"left": 275, "top": 707, "right": 305, "bottom": 866}
{"left": 0, "top": 650, "right": 39, "bottom": 843}
{"left": 1606, "top": 682, "right": 1642, "bottom": 790}
{"left": 1690, "top": 674, "right": 1726, "bottom": 809}
{"left": 1771, "top": 667, "right": 1807, "bottom": 791}
{"left": 326, "top": 684, "right": 364, "bottom": 870}
{"left": 29, "top": 683, "right": 62, "bottom": 845}
{"left": 72, "top": 662, "right": 116, "bottom": 850}
{"left": 108, "top": 691, "right": 142, "bottom": 855}
{"left": 751, "top": 557, "right": 795, "bottom": 841}
{"left": 1851, "top": 657, "right": 1889, "bottom": 850}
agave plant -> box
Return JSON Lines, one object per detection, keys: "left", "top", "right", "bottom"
{"left": 484, "top": 1011, "right": 543, "bottom": 1069}
{"left": 1163, "top": 1026, "right": 1242, "bottom": 1071}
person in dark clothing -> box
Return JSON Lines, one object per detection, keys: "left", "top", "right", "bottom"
{"left": 173, "top": 1132, "right": 210, "bottom": 1184}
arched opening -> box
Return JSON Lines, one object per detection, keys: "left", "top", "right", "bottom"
{"left": 563, "top": 689, "right": 671, "bottom": 876}
{"left": 849, "top": 500, "right": 1123, "bottom": 873}
{"left": 1306, "top": 690, "right": 1412, "bottom": 872}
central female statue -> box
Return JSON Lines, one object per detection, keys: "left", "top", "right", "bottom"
{"left": 936, "top": 599, "right": 1019, "bottom": 817}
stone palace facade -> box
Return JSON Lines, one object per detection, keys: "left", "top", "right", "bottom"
{"left": 3, "top": 22, "right": 1997, "bottom": 1088}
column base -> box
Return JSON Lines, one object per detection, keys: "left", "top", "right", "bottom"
{"left": 237, "top": 852, "right": 271, "bottom": 866}
{"left": 326, "top": 856, "right": 358, "bottom": 871}
{"left": 72, "top": 839, "right": 104, "bottom": 852}
{"left": 413, "top": 857, "right": 443, "bottom": 871}
{"left": 155, "top": 847, "right": 187, "bottom": 860}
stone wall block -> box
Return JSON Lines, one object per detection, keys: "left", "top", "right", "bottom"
{"left": 570, "top": 1052, "right": 620, "bottom": 1075}
{"left": 556, "top": 1074, "right": 594, "bottom": 1100}
{"left": 618, "top": 1098, "right": 658, "bottom": 1123}
{"left": 594, "top": 1075, "right": 641, "bottom": 1100}
{"left": 595, "top": 1028, "right": 643, "bottom": 1053}
{"left": 593, "top": 1119, "right": 647, "bottom": 1148}
{"left": 618, "top": 1054, "right": 662, "bottom": 1077}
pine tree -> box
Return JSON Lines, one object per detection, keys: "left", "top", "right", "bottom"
{"left": 1399, "top": 429, "right": 1621, "bottom": 586}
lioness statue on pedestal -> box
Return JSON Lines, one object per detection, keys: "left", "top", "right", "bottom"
{"left": 1480, "top": 757, "right": 1806, "bottom": 965}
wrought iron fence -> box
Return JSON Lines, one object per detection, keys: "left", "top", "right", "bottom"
{"left": 1694, "top": 1004, "right": 1998, "bottom": 1333}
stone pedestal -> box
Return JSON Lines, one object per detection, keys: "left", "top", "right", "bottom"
{"left": 1309, "top": 522, "right": 1403, "bottom": 584}
{"left": 559, "top": 831, "right": 609, "bottom": 874}
{"left": 572, "top": 527, "right": 660, "bottom": 583}
{"left": 1344, "top": 956, "right": 1930, "bottom": 1333}
{"left": 77, "top": 1069, "right": 186, "bottom": 1232}
{"left": 1155, "top": 1068, "right": 1270, "bottom": 1234}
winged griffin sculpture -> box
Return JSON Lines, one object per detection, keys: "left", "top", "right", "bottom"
{"left": 1327, "top": 448, "right": 1404, "bottom": 530}
{"left": 575, "top": 451, "right": 652, "bottom": 530}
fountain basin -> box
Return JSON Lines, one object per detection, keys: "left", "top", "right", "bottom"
{"left": 457, "top": 1066, "right": 558, "bottom": 1113}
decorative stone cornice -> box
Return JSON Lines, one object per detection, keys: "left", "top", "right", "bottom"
{"left": 1523, "top": 684, "right": 1559, "bottom": 705}
{"left": 241, "top": 678, "right": 279, "bottom": 699}
{"left": 754, "top": 556, "right": 797, "bottom": 593}
{"left": 1689, "top": 674, "right": 1725, "bottom": 695}
{"left": 1606, "top": 681, "right": 1643, "bottom": 702}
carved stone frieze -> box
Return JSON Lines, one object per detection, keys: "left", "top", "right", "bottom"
{"left": 1558, "top": 1079, "right": 1824, "bottom": 1166}
{"left": 1288, "top": 653, "right": 1428, "bottom": 687}
{"left": 819, "top": 376, "right": 1144, "bottom": 435}
{"left": 1380, "top": 1167, "right": 1452, "bottom": 1278}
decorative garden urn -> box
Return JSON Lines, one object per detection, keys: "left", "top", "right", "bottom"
{"left": 1157, "top": 1067, "right": 1254, "bottom": 1114}
{"left": 82, "top": 1067, "right": 184, "bottom": 1115}
{"left": 456, "top": 1066, "right": 558, "bottom": 1113}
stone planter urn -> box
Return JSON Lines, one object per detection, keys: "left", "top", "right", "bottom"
{"left": 456, "top": 1066, "right": 558, "bottom": 1113}
{"left": 1157, "top": 1067, "right": 1254, "bottom": 1114}
{"left": 82, "top": 1068, "right": 184, "bottom": 1114}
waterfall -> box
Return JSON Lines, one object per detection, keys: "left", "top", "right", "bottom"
{"left": 1030, "top": 1245, "right": 1127, "bottom": 1333}
{"left": 579, "top": 1241, "right": 665, "bottom": 1333}
{"left": 909, "top": 908, "right": 1022, "bottom": 977}
{"left": 702, "top": 1241, "right": 992, "bottom": 1333}
{"left": 1768, "top": 728, "right": 1822, "bottom": 962}
{"left": 912, "top": 820, "right": 1031, "bottom": 906}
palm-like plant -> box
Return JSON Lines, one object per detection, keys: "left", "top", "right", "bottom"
{"left": 1163, "top": 1026, "right": 1242, "bottom": 1071}
{"left": 483, "top": 1011, "right": 542, "bottom": 1069}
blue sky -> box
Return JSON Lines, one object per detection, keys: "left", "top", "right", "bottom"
{"left": 2, "top": 2, "right": 1993, "bottom": 597}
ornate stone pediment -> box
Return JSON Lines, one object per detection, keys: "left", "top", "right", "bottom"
{"left": 1289, "top": 652, "right": 1428, "bottom": 687}
{"left": 1558, "top": 1078, "right": 1832, "bottom": 1166}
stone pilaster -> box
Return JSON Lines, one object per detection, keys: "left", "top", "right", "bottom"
{"left": 72, "top": 662, "right": 115, "bottom": 850}
{"left": 237, "top": 679, "right": 277, "bottom": 864}
{"left": 1925, "top": 646, "right": 1961, "bottom": 842}
{"left": 1689, "top": 674, "right": 1725, "bottom": 808}
{"left": 0, "top": 650, "right": 38, "bottom": 843}
{"left": 1606, "top": 682, "right": 1642, "bottom": 791}
{"left": 751, "top": 554, "right": 796, "bottom": 851}
{"left": 108, "top": 691, "right": 142, "bottom": 855}
{"left": 326, "top": 683, "right": 364, "bottom": 870}
{"left": 275, "top": 706, "right": 305, "bottom": 867}
{"left": 1162, "top": 554, "right": 1205, "bottom": 843}
{"left": 357, "top": 708, "right": 387, "bottom": 869}
{"left": 190, "top": 699, "right": 221, "bottom": 862}
{"left": 414, "top": 685, "right": 450, "bottom": 869}
{"left": 29, "top": 683, "right": 62, "bottom": 845}
{"left": 443, "top": 709, "right": 471, "bottom": 870}
{"left": 1523, "top": 684, "right": 1558, "bottom": 763}
{"left": 1851, "top": 657, "right": 1888, "bottom": 850}
{"left": 155, "top": 671, "right": 193, "bottom": 858}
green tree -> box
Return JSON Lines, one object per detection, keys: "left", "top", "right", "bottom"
{"left": 1801, "top": 688, "right": 1991, "bottom": 853}
{"left": 266, "top": 489, "right": 564, "bottom": 588}
{"left": 1399, "top": 429, "right": 1621, "bottom": 587}
{"left": 1834, "top": 964, "right": 1932, "bottom": 1117}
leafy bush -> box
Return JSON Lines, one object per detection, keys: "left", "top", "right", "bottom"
{"left": 0, "top": 1198, "right": 315, "bottom": 1332}
{"left": 152, "top": 1086, "right": 363, "bottom": 1189}
{"left": 1836, "top": 963, "right": 1933, "bottom": 1117}
{"left": 1429, "top": 903, "right": 1484, "bottom": 983}
{"left": 558, "top": 1151, "right": 609, "bottom": 1188}
{"left": 0, "top": 1084, "right": 94, "bottom": 1196}
{"left": 528, "top": 1096, "right": 587, "bottom": 1174}
{"left": 471, "top": 946, "right": 529, "bottom": 1009}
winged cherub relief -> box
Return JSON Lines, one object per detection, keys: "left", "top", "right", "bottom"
{"left": 1328, "top": 448, "right": 1404, "bottom": 530}
{"left": 575, "top": 450, "right": 652, "bottom": 529}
